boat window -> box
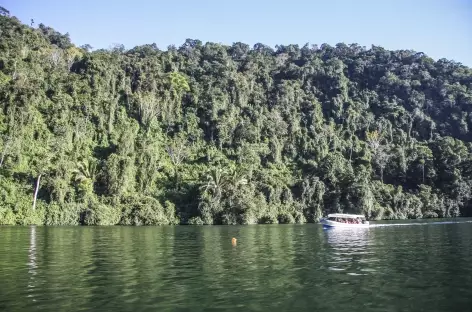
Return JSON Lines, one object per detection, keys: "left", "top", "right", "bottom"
{"left": 328, "top": 217, "right": 336, "bottom": 221}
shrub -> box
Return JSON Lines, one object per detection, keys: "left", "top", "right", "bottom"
{"left": 83, "top": 202, "right": 121, "bottom": 225}
{"left": 45, "top": 202, "right": 84, "bottom": 225}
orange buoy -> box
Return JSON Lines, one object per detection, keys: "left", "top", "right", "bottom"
{"left": 231, "top": 237, "right": 237, "bottom": 246}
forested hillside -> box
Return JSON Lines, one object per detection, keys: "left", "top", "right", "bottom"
{"left": 1, "top": 8, "right": 472, "bottom": 225}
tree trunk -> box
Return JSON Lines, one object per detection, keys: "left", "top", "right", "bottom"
{"left": 0, "top": 139, "right": 10, "bottom": 167}
{"left": 408, "top": 119, "right": 413, "bottom": 140}
{"left": 0, "top": 149, "right": 7, "bottom": 167}
{"left": 349, "top": 139, "right": 353, "bottom": 161}
{"left": 422, "top": 164, "right": 425, "bottom": 183}
{"left": 32, "top": 174, "right": 42, "bottom": 211}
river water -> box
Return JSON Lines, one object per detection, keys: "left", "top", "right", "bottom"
{"left": 1, "top": 221, "right": 472, "bottom": 311}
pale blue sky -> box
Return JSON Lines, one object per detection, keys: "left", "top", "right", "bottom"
{"left": 4, "top": 0, "right": 472, "bottom": 65}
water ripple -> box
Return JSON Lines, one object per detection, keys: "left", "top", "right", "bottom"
{"left": 0, "top": 222, "right": 471, "bottom": 311}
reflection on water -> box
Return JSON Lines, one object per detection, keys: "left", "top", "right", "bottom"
{"left": 324, "top": 228, "right": 373, "bottom": 275}
{"left": 0, "top": 223, "right": 471, "bottom": 312}
{"left": 27, "top": 226, "right": 37, "bottom": 300}
{"left": 324, "top": 227, "right": 370, "bottom": 246}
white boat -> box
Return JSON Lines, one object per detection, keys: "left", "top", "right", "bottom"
{"left": 320, "top": 213, "right": 370, "bottom": 228}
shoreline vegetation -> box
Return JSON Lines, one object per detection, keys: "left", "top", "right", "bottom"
{"left": 1, "top": 7, "right": 472, "bottom": 226}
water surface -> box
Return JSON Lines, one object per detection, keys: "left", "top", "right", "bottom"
{"left": 1, "top": 221, "right": 472, "bottom": 311}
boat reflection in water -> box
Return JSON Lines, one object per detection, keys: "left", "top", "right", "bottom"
{"left": 324, "top": 226, "right": 370, "bottom": 246}
{"left": 323, "top": 226, "right": 374, "bottom": 276}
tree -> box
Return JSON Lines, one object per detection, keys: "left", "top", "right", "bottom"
{"left": 0, "top": 6, "right": 9, "bottom": 17}
{"left": 1, "top": 10, "right": 472, "bottom": 225}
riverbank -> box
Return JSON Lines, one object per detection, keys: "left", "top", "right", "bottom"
{"left": 1, "top": 201, "right": 469, "bottom": 226}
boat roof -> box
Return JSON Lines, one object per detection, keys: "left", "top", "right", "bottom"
{"left": 327, "top": 213, "right": 366, "bottom": 219}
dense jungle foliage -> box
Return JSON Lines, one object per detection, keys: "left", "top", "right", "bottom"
{"left": 1, "top": 8, "right": 472, "bottom": 225}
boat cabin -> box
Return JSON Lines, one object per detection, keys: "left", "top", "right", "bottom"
{"left": 326, "top": 213, "right": 367, "bottom": 224}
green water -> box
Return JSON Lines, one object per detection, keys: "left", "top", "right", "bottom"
{"left": 1, "top": 221, "right": 472, "bottom": 311}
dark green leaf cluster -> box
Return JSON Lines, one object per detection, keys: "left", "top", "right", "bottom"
{"left": 1, "top": 13, "right": 471, "bottom": 225}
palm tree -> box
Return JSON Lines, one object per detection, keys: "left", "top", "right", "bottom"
{"left": 72, "top": 158, "right": 98, "bottom": 198}
{"left": 199, "top": 167, "right": 247, "bottom": 207}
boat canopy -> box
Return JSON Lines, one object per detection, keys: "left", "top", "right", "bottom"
{"left": 327, "top": 213, "right": 366, "bottom": 219}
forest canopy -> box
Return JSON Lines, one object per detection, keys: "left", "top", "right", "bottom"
{"left": 1, "top": 10, "right": 472, "bottom": 225}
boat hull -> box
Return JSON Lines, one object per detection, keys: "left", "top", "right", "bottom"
{"left": 321, "top": 219, "right": 370, "bottom": 229}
